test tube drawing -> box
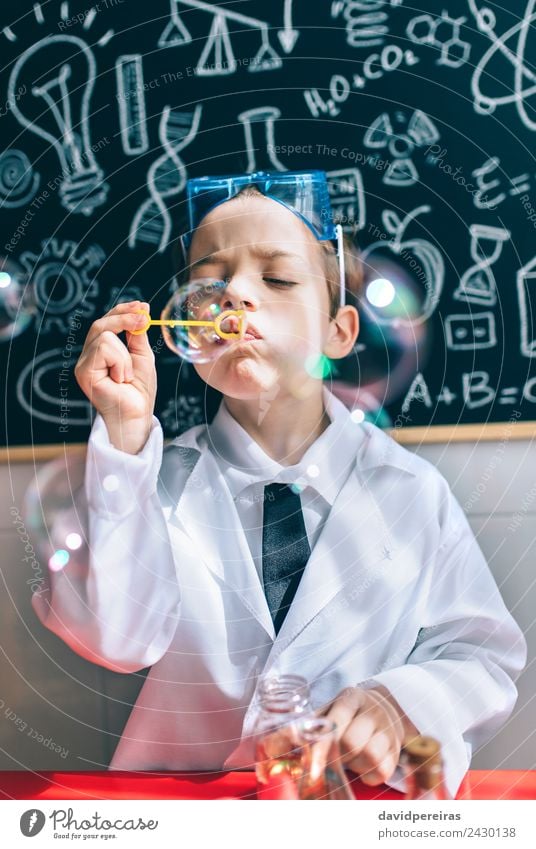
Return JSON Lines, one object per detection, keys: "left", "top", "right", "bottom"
{"left": 238, "top": 107, "right": 286, "bottom": 173}
{"left": 517, "top": 255, "right": 536, "bottom": 357}
{"left": 115, "top": 55, "right": 149, "bottom": 156}
{"left": 454, "top": 224, "right": 510, "bottom": 306}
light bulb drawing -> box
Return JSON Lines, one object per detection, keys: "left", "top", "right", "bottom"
{"left": 158, "top": 0, "right": 285, "bottom": 75}
{"left": 454, "top": 224, "right": 511, "bottom": 306}
{"left": 7, "top": 35, "right": 109, "bottom": 217}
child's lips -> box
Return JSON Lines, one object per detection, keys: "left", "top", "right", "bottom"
{"left": 241, "top": 323, "right": 263, "bottom": 342}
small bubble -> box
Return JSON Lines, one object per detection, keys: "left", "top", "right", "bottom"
{"left": 366, "top": 278, "right": 396, "bottom": 308}
{"left": 65, "top": 532, "right": 83, "bottom": 550}
{"left": 103, "top": 474, "right": 119, "bottom": 492}
{"left": 304, "top": 353, "right": 332, "bottom": 380}
{"left": 49, "top": 549, "right": 69, "bottom": 572}
{"left": 350, "top": 408, "right": 365, "bottom": 424}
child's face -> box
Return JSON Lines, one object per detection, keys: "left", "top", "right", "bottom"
{"left": 188, "top": 195, "right": 356, "bottom": 401}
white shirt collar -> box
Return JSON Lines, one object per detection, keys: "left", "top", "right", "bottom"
{"left": 207, "top": 387, "right": 365, "bottom": 506}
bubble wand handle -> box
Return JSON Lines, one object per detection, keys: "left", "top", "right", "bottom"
{"left": 130, "top": 308, "right": 245, "bottom": 341}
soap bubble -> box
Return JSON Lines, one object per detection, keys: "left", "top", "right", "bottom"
{"left": 23, "top": 449, "right": 88, "bottom": 579}
{"left": 161, "top": 278, "right": 246, "bottom": 363}
{"left": 328, "top": 251, "right": 431, "bottom": 424}
{"left": 0, "top": 256, "right": 35, "bottom": 341}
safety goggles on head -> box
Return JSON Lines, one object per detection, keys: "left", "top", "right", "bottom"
{"left": 180, "top": 170, "right": 346, "bottom": 306}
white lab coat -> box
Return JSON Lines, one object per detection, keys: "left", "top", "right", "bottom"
{"left": 32, "top": 399, "right": 526, "bottom": 796}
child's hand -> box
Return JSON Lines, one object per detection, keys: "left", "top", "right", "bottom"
{"left": 317, "top": 685, "right": 418, "bottom": 785}
{"left": 75, "top": 301, "right": 157, "bottom": 454}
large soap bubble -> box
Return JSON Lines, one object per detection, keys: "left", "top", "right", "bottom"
{"left": 328, "top": 251, "right": 432, "bottom": 426}
{"left": 23, "top": 448, "right": 88, "bottom": 581}
{"left": 0, "top": 256, "right": 35, "bottom": 341}
{"left": 132, "top": 278, "right": 246, "bottom": 363}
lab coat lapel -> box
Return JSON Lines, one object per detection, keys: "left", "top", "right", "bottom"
{"left": 164, "top": 439, "right": 276, "bottom": 639}
{"left": 263, "top": 461, "right": 393, "bottom": 666}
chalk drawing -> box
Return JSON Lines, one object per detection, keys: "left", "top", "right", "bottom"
{"left": 129, "top": 104, "right": 202, "bottom": 253}
{"left": 472, "top": 156, "right": 532, "bottom": 209}
{"left": 469, "top": 0, "right": 536, "bottom": 130}
{"left": 517, "top": 254, "right": 536, "bottom": 357}
{"left": 445, "top": 312, "right": 497, "bottom": 350}
{"left": 115, "top": 55, "right": 149, "bottom": 156}
{"left": 19, "top": 239, "right": 103, "bottom": 333}
{"left": 0, "top": 149, "right": 40, "bottom": 207}
{"left": 454, "top": 224, "right": 510, "bottom": 306}
{"left": 327, "top": 168, "right": 366, "bottom": 232}
{"left": 158, "top": 0, "right": 283, "bottom": 74}
{"left": 406, "top": 10, "right": 471, "bottom": 68}
{"left": 363, "top": 109, "right": 439, "bottom": 187}
{"left": 238, "top": 107, "right": 287, "bottom": 172}
{"left": 17, "top": 347, "right": 92, "bottom": 425}
{"left": 7, "top": 35, "right": 110, "bottom": 216}
{"left": 362, "top": 205, "right": 444, "bottom": 325}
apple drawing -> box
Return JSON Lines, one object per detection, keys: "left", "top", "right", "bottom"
{"left": 361, "top": 205, "right": 445, "bottom": 326}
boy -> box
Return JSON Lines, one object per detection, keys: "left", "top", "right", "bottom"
{"left": 33, "top": 171, "right": 526, "bottom": 796}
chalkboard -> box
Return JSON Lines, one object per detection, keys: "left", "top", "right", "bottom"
{"left": 1, "top": 0, "right": 536, "bottom": 456}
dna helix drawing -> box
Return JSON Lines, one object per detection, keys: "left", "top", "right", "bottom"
{"left": 129, "top": 104, "right": 202, "bottom": 253}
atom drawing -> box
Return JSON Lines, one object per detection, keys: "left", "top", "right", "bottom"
{"left": 469, "top": 0, "right": 536, "bottom": 130}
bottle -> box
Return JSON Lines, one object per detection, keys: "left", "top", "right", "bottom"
{"left": 253, "top": 674, "right": 314, "bottom": 800}
{"left": 400, "top": 735, "right": 452, "bottom": 800}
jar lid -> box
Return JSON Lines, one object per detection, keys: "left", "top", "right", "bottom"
{"left": 401, "top": 735, "right": 442, "bottom": 766}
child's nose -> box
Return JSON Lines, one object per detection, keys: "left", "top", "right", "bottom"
{"left": 221, "top": 276, "right": 259, "bottom": 311}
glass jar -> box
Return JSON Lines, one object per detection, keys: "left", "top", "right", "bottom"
{"left": 253, "top": 674, "right": 314, "bottom": 800}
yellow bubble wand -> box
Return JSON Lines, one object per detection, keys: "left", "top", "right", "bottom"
{"left": 130, "top": 308, "right": 246, "bottom": 341}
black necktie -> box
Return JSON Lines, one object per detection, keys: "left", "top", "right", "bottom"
{"left": 262, "top": 483, "right": 311, "bottom": 635}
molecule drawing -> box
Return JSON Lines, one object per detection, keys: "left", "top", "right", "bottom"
{"left": 406, "top": 11, "right": 471, "bottom": 68}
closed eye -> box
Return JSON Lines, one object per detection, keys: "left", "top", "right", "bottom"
{"left": 263, "top": 277, "right": 298, "bottom": 288}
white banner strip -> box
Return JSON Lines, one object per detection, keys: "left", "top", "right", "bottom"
{"left": 2, "top": 799, "right": 536, "bottom": 848}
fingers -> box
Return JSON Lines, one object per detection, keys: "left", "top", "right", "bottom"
{"left": 315, "top": 688, "right": 366, "bottom": 778}
{"left": 319, "top": 687, "right": 364, "bottom": 736}
{"left": 84, "top": 301, "right": 150, "bottom": 349}
{"left": 344, "top": 728, "right": 399, "bottom": 785}
{"left": 319, "top": 687, "right": 404, "bottom": 787}
{"left": 77, "top": 331, "right": 134, "bottom": 399}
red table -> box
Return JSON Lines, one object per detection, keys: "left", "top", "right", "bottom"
{"left": 1, "top": 770, "right": 535, "bottom": 800}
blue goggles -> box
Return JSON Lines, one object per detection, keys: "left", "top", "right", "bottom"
{"left": 180, "top": 170, "right": 346, "bottom": 306}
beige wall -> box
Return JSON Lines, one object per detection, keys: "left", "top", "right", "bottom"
{"left": 1, "top": 437, "right": 534, "bottom": 771}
